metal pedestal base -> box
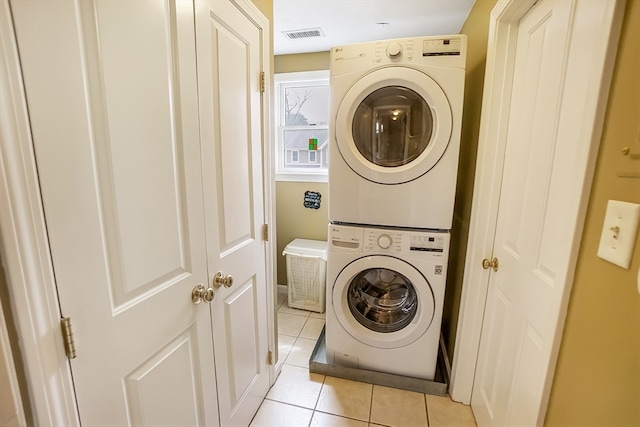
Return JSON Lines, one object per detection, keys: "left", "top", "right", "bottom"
{"left": 309, "top": 327, "right": 449, "bottom": 396}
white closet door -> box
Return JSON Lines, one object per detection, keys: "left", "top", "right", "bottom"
{"left": 195, "top": 0, "right": 271, "bottom": 425}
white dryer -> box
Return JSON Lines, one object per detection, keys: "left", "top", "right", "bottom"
{"left": 329, "top": 35, "right": 466, "bottom": 229}
{"left": 325, "top": 224, "right": 449, "bottom": 380}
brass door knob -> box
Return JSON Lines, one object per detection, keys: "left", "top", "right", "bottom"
{"left": 213, "top": 271, "right": 234, "bottom": 289}
{"left": 192, "top": 284, "right": 215, "bottom": 304}
{"left": 482, "top": 257, "right": 499, "bottom": 272}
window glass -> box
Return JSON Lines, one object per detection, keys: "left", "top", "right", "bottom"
{"left": 283, "top": 129, "right": 327, "bottom": 168}
{"left": 284, "top": 85, "right": 329, "bottom": 126}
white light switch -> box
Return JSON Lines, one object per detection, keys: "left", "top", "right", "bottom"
{"left": 597, "top": 200, "right": 640, "bottom": 269}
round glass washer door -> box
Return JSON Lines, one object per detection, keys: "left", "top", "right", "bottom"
{"left": 332, "top": 255, "right": 435, "bottom": 349}
{"left": 335, "top": 67, "right": 452, "bottom": 184}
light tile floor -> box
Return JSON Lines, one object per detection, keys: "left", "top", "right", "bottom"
{"left": 250, "top": 292, "right": 477, "bottom": 427}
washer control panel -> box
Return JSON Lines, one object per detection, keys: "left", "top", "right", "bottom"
{"left": 364, "top": 230, "right": 402, "bottom": 253}
{"left": 330, "top": 225, "right": 450, "bottom": 258}
{"left": 410, "top": 234, "right": 445, "bottom": 253}
{"left": 330, "top": 225, "right": 363, "bottom": 250}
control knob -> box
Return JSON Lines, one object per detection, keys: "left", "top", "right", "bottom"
{"left": 386, "top": 42, "right": 402, "bottom": 58}
{"left": 377, "top": 234, "right": 393, "bottom": 249}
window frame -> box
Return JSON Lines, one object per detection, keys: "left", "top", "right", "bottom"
{"left": 275, "top": 70, "right": 330, "bottom": 182}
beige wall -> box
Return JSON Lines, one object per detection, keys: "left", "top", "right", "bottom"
{"left": 274, "top": 52, "right": 330, "bottom": 74}
{"left": 443, "top": 0, "right": 498, "bottom": 362}
{"left": 545, "top": 1, "right": 640, "bottom": 424}
{"left": 250, "top": 0, "right": 272, "bottom": 23}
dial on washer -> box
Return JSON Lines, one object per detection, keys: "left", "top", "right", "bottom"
{"left": 377, "top": 234, "right": 393, "bottom": 249}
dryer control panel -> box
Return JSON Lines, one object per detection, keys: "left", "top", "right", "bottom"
{"left": 330, "top": 35, "right": 467, "bottom": 76}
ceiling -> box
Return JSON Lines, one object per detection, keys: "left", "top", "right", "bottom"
{"left": 273, "top": 0, "right": 476, "bottom": 55}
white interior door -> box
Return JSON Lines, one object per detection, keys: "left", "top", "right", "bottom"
{"left": 195, "top": 1, "right": 271, "bottom": 426}
{"left": 11, "top": 1, "right": 220, "bottom": 425}
{"left": 470, "top": 0, "right": 619, "bottom": 425}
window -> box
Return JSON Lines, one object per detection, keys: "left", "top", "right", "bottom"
{"left": 275, "top": 70, "right": 329, "bottom": 182}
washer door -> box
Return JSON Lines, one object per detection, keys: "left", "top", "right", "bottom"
{"left": 332, "top": 255, "right": 435, "bottom": 349}
{"left": 335, "top": 67, "right": 452, "bottom": 184}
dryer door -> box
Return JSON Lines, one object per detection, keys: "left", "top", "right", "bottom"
{"left": 332, "top": 255, "right": 435, "bottom": 349}
{"left": 335, "top": 67, "right": 452, "bottom": 184}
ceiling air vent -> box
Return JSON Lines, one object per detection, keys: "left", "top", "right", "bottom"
{"left": 283, "top": 28, "right": 325, "bottom": 40}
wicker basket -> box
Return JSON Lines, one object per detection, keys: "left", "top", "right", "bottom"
{"left": 283, "top": 239, "right": 327, "bottom": 313}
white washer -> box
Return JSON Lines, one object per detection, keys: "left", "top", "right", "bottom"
{"left": 329, "top": 35, "right": 466, "bottom": 229}
{"left": 325, "top": 224, "right": 449, "bottom": 380}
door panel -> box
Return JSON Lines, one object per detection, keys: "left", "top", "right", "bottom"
{"left": 124, "top": 328, "right": 204, "bottom": 426}
{"left": 11, "top": 1, "right": 219, "bottom": 425}
{"left": 215, "top": 26, "right": 254, "bottom": 248}
{"left": 224, "top": 278, "right": 260, "bottom": 401}
{"left": 196, "top": 1, "right": 270, "bottom": 425}
{"left": 81, "top": 0, "right": 194, "bottom": 307}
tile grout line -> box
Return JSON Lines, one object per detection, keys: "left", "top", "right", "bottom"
{"left": 368, "top": 384, "right": 375, "bottom": 425}
{"left": 308, "top": 306, "right": 324, "bottom": 427}
{"left": 309, "top": 366, "right": 327, "bottom": 427}
{"left": 425, "top": 393, "right": 430, "bottom": 427}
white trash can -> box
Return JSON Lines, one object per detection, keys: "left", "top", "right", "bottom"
{"left": 282, "top": 238, "right": 327, "bottom": 313}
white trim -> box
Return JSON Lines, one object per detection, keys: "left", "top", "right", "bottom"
{"left": 450, "top": 0, "right": 626, "bottom": 414}
{"left": 276, "top": 172, "right": 328, "bottom": 183}
{"left": 0, "top": 2, "right": 79, "bottom": 424}
{"left": 274, "top": 70, "right": 330, "bottom": 84}
{"left": 0, "top": 290, "right": 26, "bottom": 426}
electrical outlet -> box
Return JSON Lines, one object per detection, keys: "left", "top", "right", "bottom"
{"left": 597, "top": 200, "right": 640, "bottom": 269}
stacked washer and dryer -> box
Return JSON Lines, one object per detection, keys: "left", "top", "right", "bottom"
{"left": 326, "top": 35, "right": 467, "bottom": 381}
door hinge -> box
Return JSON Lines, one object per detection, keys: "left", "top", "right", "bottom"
{"left": 260, "top": 71, "right": 266, "bottom": 93}
{"left": 262, "top": 223, "right": 269, "bottom": 241}
{"left": 61, "top": 317, "right": 77, "bottom": 359}
{"left": 267, "top": 350, "right": 273, "bottom": 365}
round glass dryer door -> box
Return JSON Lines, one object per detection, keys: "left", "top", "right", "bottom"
{"left": 332, "top": 255, "right": 436, "bottom": 349}
{"left": 335, "top": 67, "right": 452, "bottom": 184}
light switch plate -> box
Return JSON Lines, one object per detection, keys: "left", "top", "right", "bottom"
{"left": 597, "top": 200, "right": 640, "bottom": 269}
